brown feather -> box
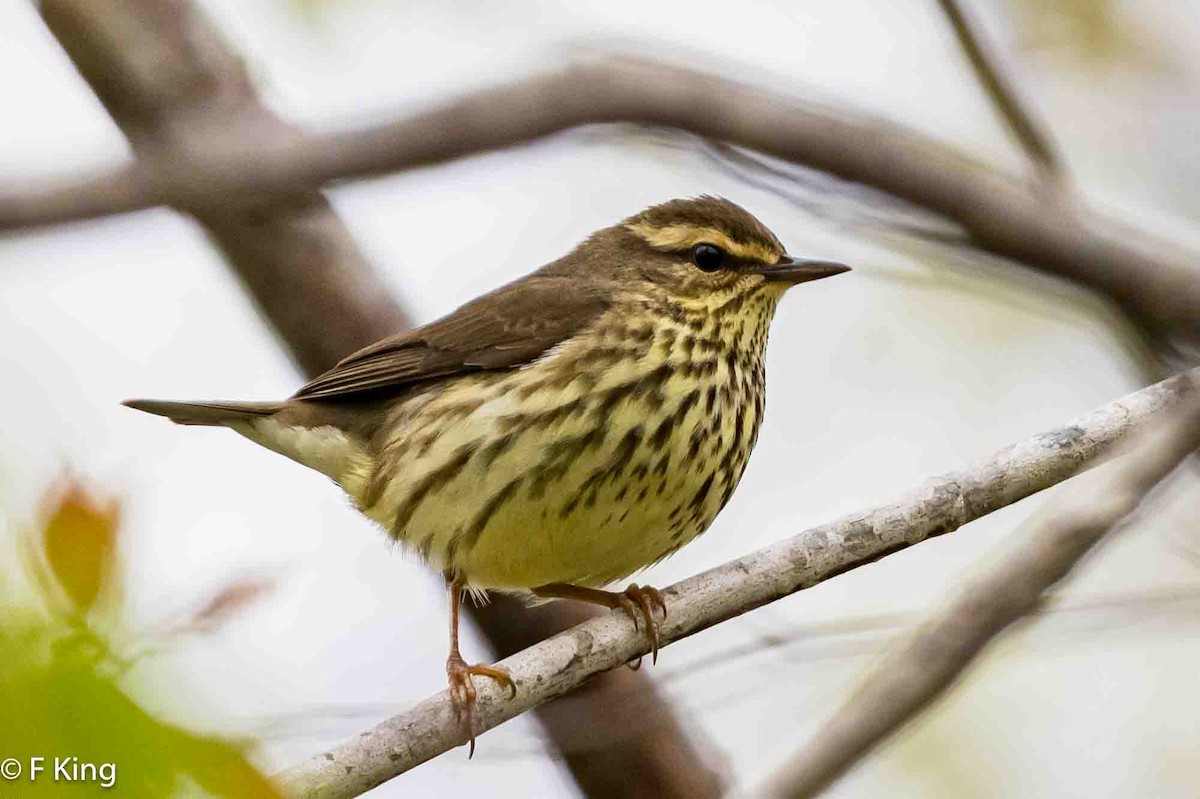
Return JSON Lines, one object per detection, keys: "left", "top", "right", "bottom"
{"left": 293, "top": 276, "right": 612, "bottom": 401}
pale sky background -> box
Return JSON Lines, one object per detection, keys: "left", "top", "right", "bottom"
{"left": 1, "top": 0, "right": 1199, "bottom": 796}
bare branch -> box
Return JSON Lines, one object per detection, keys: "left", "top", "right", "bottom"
{"left": 749, "top": 374, "right": 1200, "bottom": 799}
{"left": 37, "top": 3, "right": 721, "bottom": 797}
{"left": 935, "top": 0, "right": 1062, "bottom": 177}
{"left": 38, "top": 0, "right": 411, "bottom": 377}
{"left": 275, "top": 369, "right": 1198, "bottom": 799}
{"left": 3, "top": 55, "right": 1199, "bottom": 360}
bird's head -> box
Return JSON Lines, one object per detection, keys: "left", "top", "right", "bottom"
{"left": 554, "top": 196, "right": 849, "bottom": 315}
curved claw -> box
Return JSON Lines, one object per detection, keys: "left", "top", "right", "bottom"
{"left": 624, "top": 585, "right": 662, "bottom": 657}
{"left": 622, "top": 584, "right": 668, "bottom": 665}
{"left": 447, "top": 655, "right": 516, "bottom": 757}
{"left": 615, "top": 594, "right": 641, "bottom": 633}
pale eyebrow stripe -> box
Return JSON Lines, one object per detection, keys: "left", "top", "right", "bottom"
{"left": 625, "top": 222, "right": 780, "bottom": 263}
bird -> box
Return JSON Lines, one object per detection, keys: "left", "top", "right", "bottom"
{"left": 125, "top": 196, "right": 849, "bottom": 747}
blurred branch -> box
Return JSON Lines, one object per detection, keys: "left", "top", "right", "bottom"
{"left": 658, "top": 582, "right": 1200, "bottom": 690}
{"left": 39, "top": 0, "right": 409, "bottom": 378}
{"left": 748, "top": 373, "right": 1200, "bottom": 799}
{"left": 3, "top": 54, "right": 1198, "bottom": 366}
{"left": 277, "top": 369, "right": 1198, "bottom": 799}
{"left": 37, "top": 3, "right": 722, "bottom": 798}
{"left": 935, "top": 0, "right": 1062, "bottom": 178}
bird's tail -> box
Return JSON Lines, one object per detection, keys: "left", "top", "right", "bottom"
{"left": 122, "top": 399, "right": 285, "bottom": 426}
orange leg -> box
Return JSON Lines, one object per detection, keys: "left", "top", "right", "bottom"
{"left": 532, "top": 582, "right": 668, "bottom": 665}
{"left": 445, "top": 575, "right": 516, "bottom": 757}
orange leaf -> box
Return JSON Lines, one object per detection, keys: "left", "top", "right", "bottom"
{"left": 40, "top": 476, "right": 121, "bottom": 614}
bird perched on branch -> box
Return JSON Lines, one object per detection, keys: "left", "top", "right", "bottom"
{"left": 126, "top": 196, "right": 849, "bottom": 749}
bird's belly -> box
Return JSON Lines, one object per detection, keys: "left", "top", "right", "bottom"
{"left": 442, "top": 487, "right": 689, "bottom": 589}
{"left": 454, "top": 440, "right": 717, "bottom": 589}
{"left": 362, "top": 342, "right": 763, "bottom": 590}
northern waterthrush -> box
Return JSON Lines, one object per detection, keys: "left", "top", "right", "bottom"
{"left": 126, "top": 196, "right": 849, "bottom": 741}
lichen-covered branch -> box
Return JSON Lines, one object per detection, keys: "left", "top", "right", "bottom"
{"left": 748, "top": 374, "right": 1200, "bottom": 799}
{"left": 277, "top": 370, "right": 1199, "bottom": 799}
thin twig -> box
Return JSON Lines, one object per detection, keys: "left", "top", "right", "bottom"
{"left": 935, "top": 0, "right": 1063, "bottom": 178}
{"left": 275, "top": 369, "right": 1198, "bottom": 799}
{"left": 748, "top": 375, "right": 1200, "bottom": 799}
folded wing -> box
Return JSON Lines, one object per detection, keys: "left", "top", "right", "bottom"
{"left": 293, "top": 276, "right": 611, "bottom": 401}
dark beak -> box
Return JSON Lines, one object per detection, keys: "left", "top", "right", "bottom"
{"left": 756, "top": 256, "right": 851, "bottom": 284}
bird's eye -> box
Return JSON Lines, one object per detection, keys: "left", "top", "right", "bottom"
{"left": 691, "top": 243, "right": 726, "bottom": 272}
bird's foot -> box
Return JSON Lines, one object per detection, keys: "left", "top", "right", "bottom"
{"left": 617, "top": 584, "right": 668, "bottom": 667}
{"left": 531, "top": 581, "right": 668, "bottom": 667}
{"left": 446, "top": 653, "right": 516, "bottom": 758}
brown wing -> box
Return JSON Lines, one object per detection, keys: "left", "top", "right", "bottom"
{"left": 292, "top": 276, "right": 611, "bottom": 401}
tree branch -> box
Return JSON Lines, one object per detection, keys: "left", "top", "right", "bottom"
{"left": 935, "top": 0, "right": 1062, "bottom": 178}
{"left": 276, "top": 369, "right": 1199, "bottom": 799}
{"left": 37, "top": 3, "right": 721, "bottom": 797}
{"left": 749, "top": 375, "right": 1200, "bottom": 799}
{"left": 3, "top": 54, "right": 1199, "bottom": 361}
{"left": 38, "top": 0, "right": 411, "bottom": 378}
